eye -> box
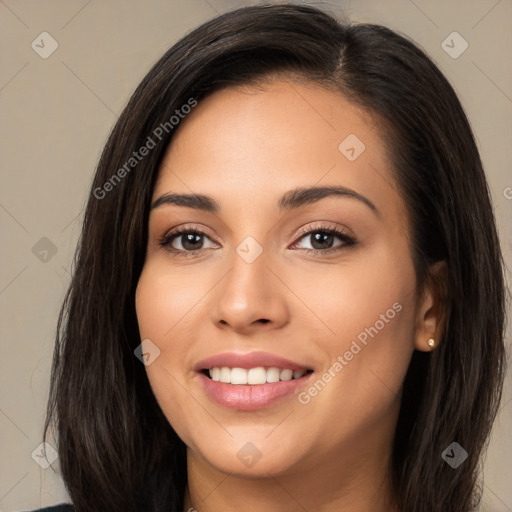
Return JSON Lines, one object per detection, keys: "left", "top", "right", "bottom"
{"left": 158, "top": 223, "right": 356, "bottom": 257}
{"left": 291, "top": 224, "right": 356, "bottom": 254}
{"left": 159, "top": 227, "right": 218, "bottom": 255}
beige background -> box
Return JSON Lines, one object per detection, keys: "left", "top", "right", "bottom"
{"left": 0, "top": 0, "right": 511, "bottom": 510}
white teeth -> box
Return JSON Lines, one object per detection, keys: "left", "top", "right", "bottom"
{"left": 293, "top": 369, "right": 306, "bottom": 379}
{"left": 266, "top": 367, "right": 280, "bottom": 383}
{"left": 230, "top": 367, "right": 248, "bottom": 385}
{"left": 280, "top": 369, "right": 293, "bottom": 381}
{"left": 247, "top": 367, "right": 267, "bottom": 385}
{"left": 207, "top": 366, "right": 309, "bottom": 385}
{"left": 220, "top": 367, "right": 231, "bottom": 383}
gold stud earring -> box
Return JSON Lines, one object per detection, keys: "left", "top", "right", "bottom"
{"left": 428, "top": 338, "right": 435, "bottom": 348}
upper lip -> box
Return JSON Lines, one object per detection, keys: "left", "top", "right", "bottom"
{"left": 195, "top": 351, "right": 312, "bottom": 372}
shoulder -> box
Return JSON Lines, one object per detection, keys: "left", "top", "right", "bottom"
{"left": 24, "top": 505, "right": 73, "bottom": 512}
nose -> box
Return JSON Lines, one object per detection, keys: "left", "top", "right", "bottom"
{"left": 210, "top": 248, "right": 290, "bottom": 335}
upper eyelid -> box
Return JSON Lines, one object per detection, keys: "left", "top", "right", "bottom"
{"left": 163, "top": 223, "right": 347, "bottom": 239}
{"left": 294, "top": 222, "right": 352, "bottom": 238}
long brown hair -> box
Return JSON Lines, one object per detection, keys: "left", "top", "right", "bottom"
{"left": 44, "top": 4, "right": 506, "bottom": 511}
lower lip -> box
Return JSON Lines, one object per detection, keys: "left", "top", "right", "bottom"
{"left": 198, "top": 372, "right": 313, "bottom": 410}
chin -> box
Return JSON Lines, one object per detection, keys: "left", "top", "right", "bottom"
{"left": 189, "top": 435, "right": 306, "bottom": 477}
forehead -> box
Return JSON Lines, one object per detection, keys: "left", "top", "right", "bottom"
{"left": 153, "top": 79, "right": 402, "bottom": 222}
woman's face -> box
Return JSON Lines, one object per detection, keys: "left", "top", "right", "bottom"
{"left": 135, "top": 78, "right": 434, "bottom": 481}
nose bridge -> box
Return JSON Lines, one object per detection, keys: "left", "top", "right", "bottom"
{"left": 221, "top": 242, "right": 271, "bottom": 312}
{"left": 211, "top": 239, "right": 289, "bottom": 331}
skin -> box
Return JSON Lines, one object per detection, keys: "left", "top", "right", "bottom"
{"left": 135, "top": 77, "right": 444, "bottom": 512}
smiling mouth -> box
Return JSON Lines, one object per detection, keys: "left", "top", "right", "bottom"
{"left": 201, "top": 366, "right": 314, "bottom": 385}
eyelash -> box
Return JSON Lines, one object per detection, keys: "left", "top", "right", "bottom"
{"left": 158, "top": 224, "right": 356, "bottom": 258}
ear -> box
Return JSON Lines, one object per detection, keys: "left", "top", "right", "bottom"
{"left": 414, "top": 261, "right": 448, "bottom": 352}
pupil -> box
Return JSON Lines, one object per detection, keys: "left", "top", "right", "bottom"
{"left": 311, "top": 232, "right": 333, "bottom": 250}
{"left": 183, "top": 233, "right": 202, "bottom": 250}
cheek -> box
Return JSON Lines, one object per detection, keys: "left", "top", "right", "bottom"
{"left": 312, "top": 248, "right": 417, "bottom": 424}
{"left": 135, "top": 259, "right": 211, "bottom": 385}
{"left": 135, "top": 259, "right": 207, "bottom": 339}
{"left": 135, "top": 261, "right": 205, "bottom": 445}
{"left": 290, "top": 242, "right": 416, "bottom": 350}
{"left": 294, "top": 243, "right": 417, "bottom": 393}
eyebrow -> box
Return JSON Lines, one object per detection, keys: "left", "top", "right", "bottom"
{"left": 151, "top": 185, "right": 378, "bottom": 216}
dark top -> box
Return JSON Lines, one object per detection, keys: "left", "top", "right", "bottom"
{"left": 26, "top": 506, "right": 73, "bottom": 512}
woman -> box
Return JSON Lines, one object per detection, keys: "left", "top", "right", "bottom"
{"left": 36, "top": 3, "right": 506, "bottom": 511}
